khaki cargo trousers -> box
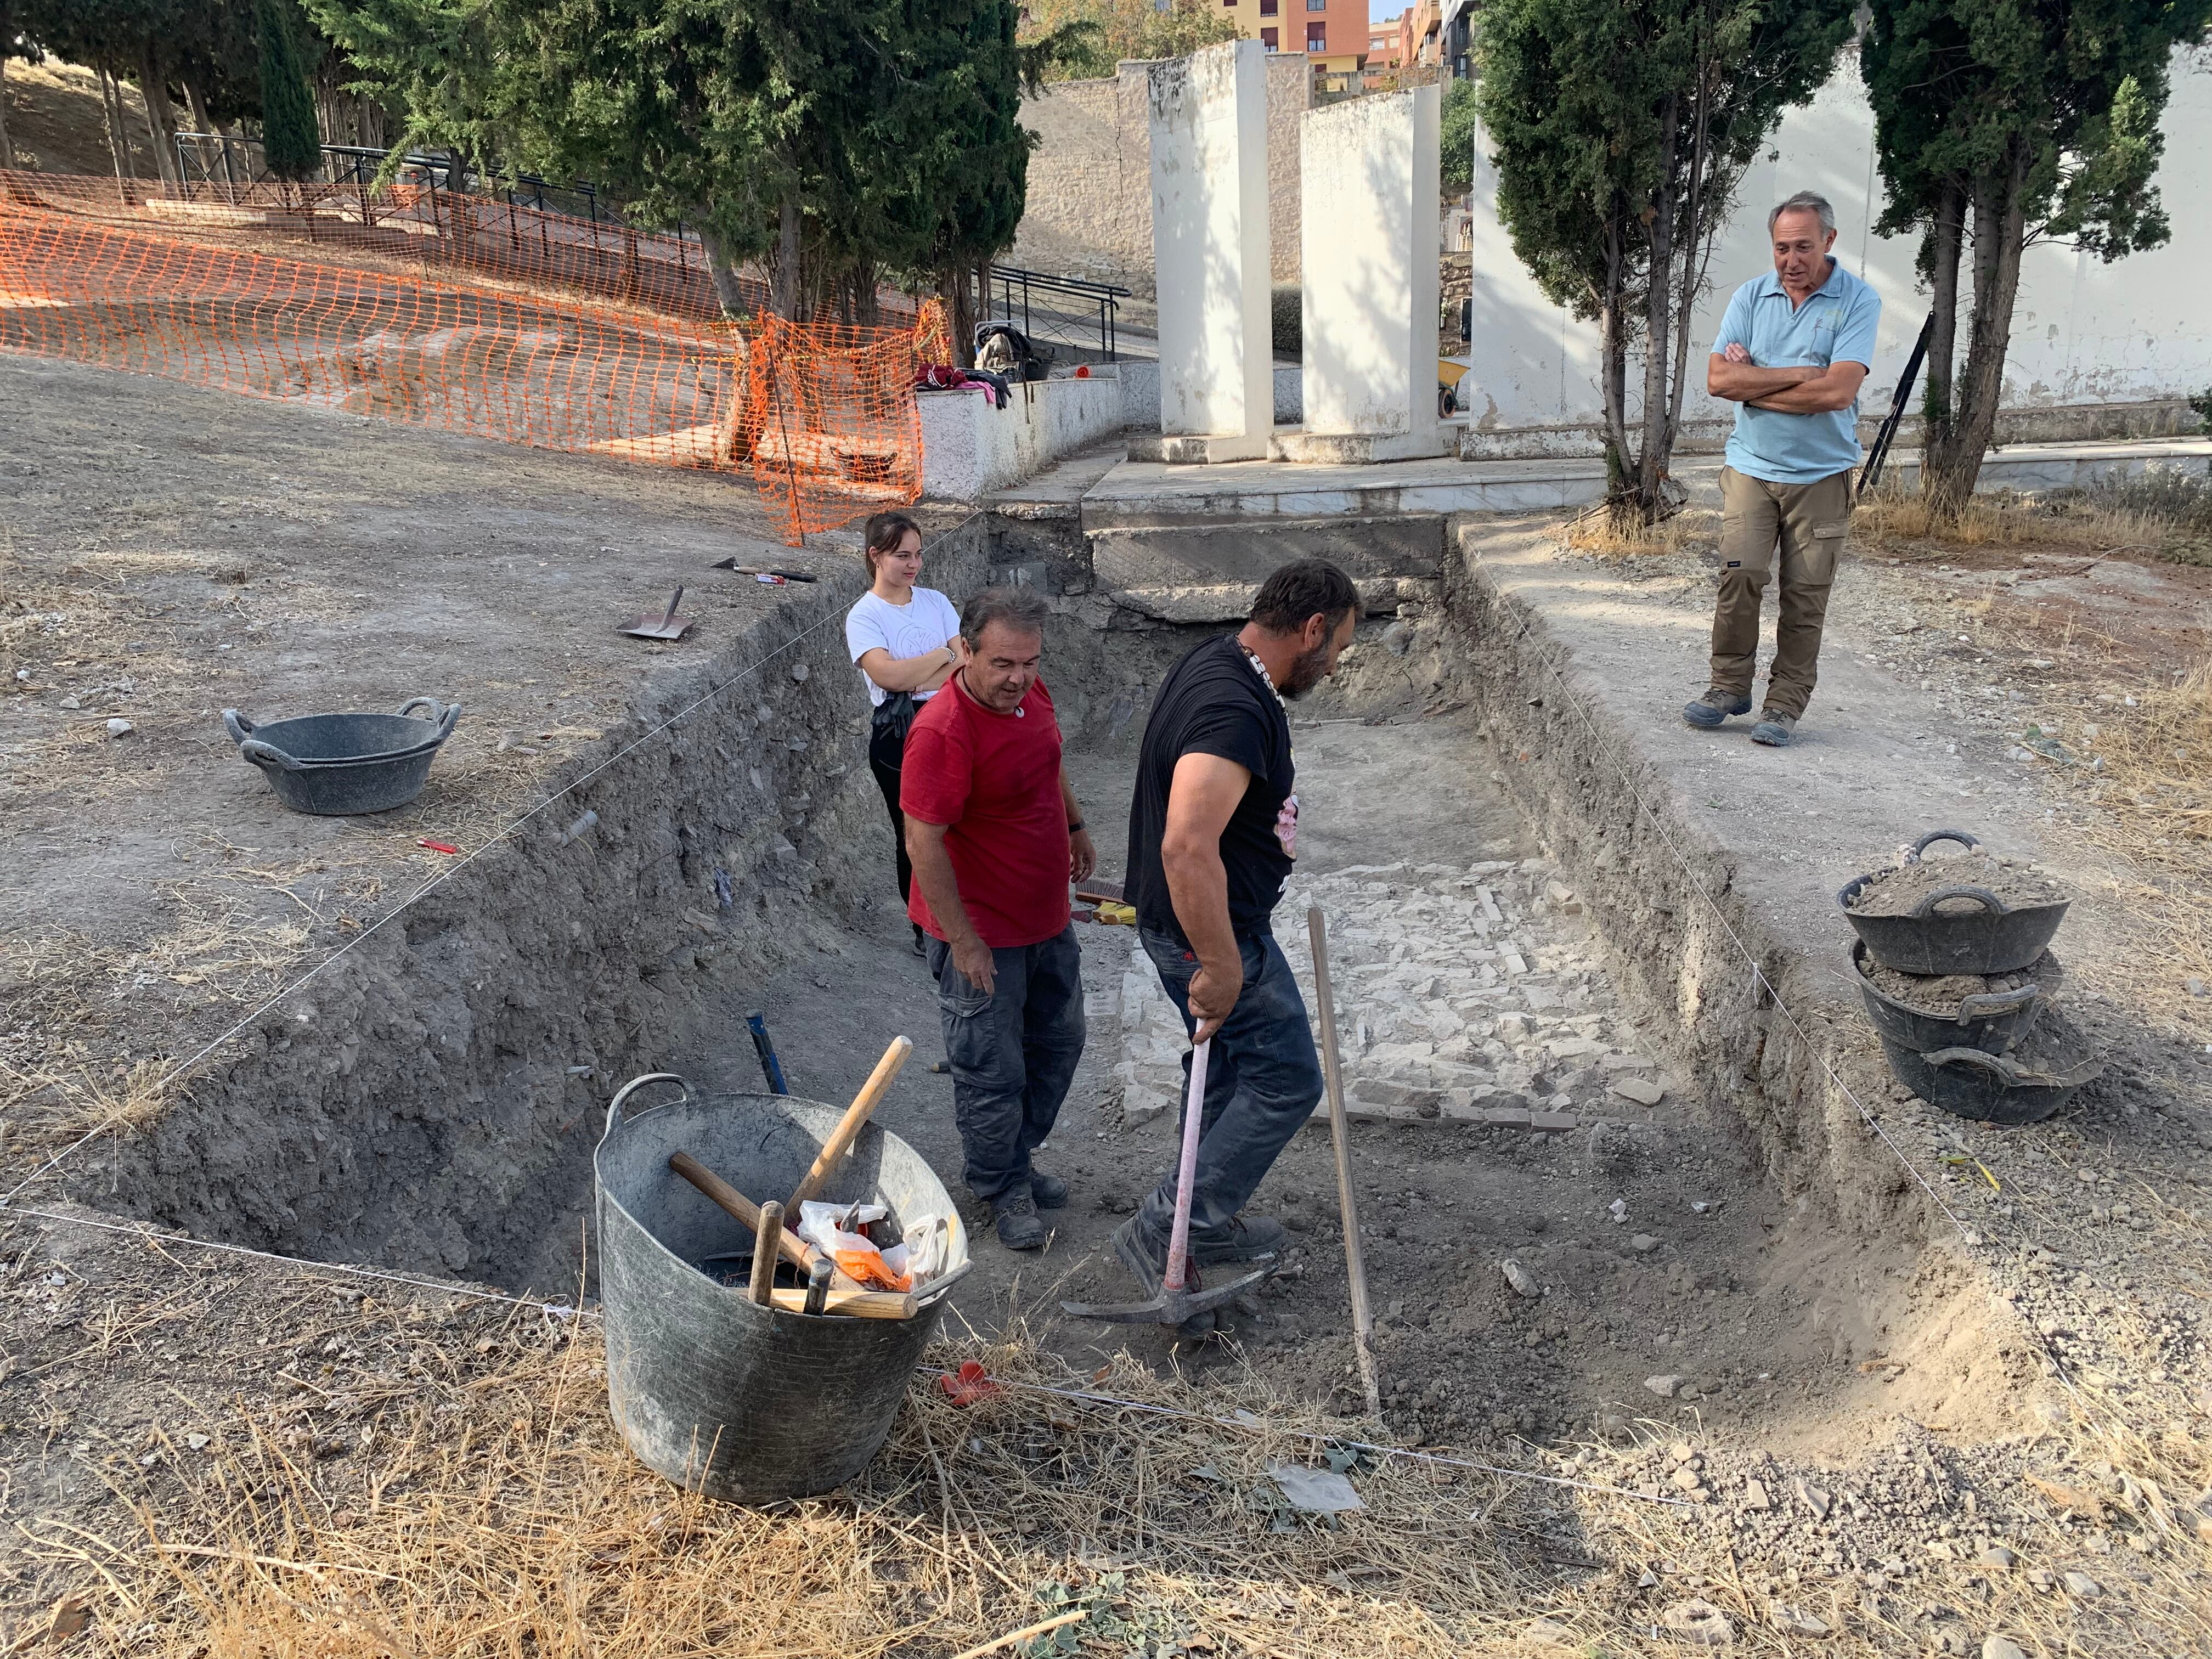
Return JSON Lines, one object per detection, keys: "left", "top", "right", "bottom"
{"left": 1709, "top": 465, "right": 1853, "bottom": 720}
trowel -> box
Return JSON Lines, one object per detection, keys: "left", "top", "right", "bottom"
{"left": 620, "top": 586, "right": 695, "bottom": 642}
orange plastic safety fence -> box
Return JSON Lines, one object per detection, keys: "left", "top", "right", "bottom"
{"left": 744, "top": 301, "right": 950, "bottom": 544}
{"left": 0, "top": 173, "right": 938, "bottom": 541}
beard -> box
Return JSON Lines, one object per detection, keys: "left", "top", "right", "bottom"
{"left": 1280, "top": 638, "right": 1332, "bottom": 698}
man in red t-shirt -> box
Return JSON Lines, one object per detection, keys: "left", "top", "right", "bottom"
{"left": 902, "top": 587, "right": 1096, "bottom": 1250}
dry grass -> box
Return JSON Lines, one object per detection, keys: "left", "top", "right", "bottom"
{"left": 1853, "top": 468, "right": 2212, "bottom": 566}
{"left": 1560, "top": 504, "right": 1719, "bottom": 560}
{"left": 15, "top": 1304, "right": 2194, "bottom": 1657}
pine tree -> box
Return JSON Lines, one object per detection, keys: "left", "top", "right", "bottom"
{"left": 257, "top": 0, "right": 322, "bottom": 179}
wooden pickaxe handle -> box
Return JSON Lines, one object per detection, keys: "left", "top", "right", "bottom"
{"left": 786, "top": 1035, "right": 913, "bottom": 1214}
{"left": 764, "top": 1285, "right": 913, "bottom": 1319}
{"left": 669, "top": 1152, "right": 857, "bottom": 1289}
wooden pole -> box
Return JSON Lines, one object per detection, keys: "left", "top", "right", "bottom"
{"left": 1307, "top": 905, "right": 1384, "bottom": 1420}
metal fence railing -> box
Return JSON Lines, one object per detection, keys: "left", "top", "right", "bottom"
{"left": 981, "top": 264, "right": 1128, "bottom": 362}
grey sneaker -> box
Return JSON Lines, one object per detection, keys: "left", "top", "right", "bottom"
{"left": 994, "top": 1189, "right": 1047, "bottom": 1250}
{"left": 1751, "top": 709, "right": 1798, "bottom": 747}
{"left": 1190, "top": 1212, "right": 1286, "bottom": 1266}
{"left": 1029, "top": 1170, "right": 1069, "bottom": 1209}
{"left": 1682, "top": 686, "right": 1752, "bottom": 729}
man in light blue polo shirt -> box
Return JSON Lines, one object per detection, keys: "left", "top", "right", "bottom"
{"left": 1682, "top": 190, "right": 1881, "bottom": 747}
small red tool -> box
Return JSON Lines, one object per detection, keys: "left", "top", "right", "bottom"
{"left": 419, "top": 839, "right": 460, "bottom": 855}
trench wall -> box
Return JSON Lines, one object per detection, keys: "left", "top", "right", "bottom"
{"left": 69, "top": 523, "right": 995, "bottom": 1290}
{"left": 1432, "top": 524, "right": 1946, "bottom": 1248}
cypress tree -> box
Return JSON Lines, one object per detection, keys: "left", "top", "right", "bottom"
{"left": 257, "top": 0, "right": 321, "bottom": 180}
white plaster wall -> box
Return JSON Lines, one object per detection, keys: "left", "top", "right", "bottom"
{"left": 1301, "top": 85, "right": 1441, "bottom": 437}
{"left": 1148, "top": 42, "right": 1273, "bottom": 439}
{"left": 918, "top": 377, "right": 1125, "bottom": 499}
{"left": 1118, "top": 359, "right": 1302, "bottom": 428}
{"left": 1458, "top": 43, "right": 2212, "bottom": 433}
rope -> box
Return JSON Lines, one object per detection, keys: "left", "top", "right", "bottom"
{"left": 2, "top": 510, "right": 983, "bottom": 1209}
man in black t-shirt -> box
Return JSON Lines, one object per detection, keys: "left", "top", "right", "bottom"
{"left": 1114, "top": 560, "right": 1361, "bottom": 1313}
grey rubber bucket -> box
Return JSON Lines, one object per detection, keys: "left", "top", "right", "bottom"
{"left": 223, "top": 697, "right": 461, "bottom": 815}
{"left": 594, "top": 1073, "right": 964, "bottom": 1504}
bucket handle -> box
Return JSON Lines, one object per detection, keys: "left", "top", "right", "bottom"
{"left": 1956, "top": 985, "right": 2040, "bottom": 1020}
{"left": 396, "top": 697, "right": 464, "bottom": 742}
{"left": 1906, "top": 883, "right": 2007, "bottom": 919}
{"left": 1905, "top": 829, "right": 1979, "bottom": 862}
{"left": 605, "top": 1071, "right": 692, "bottom": 1139}
{"left": 1922, "top": 1043, "right": 2100, "bottom": 1089}
{"left": 238, "top": 737, "right": 305, "bottom": 772}
{"left": 222, "top": 708, "right": 257, "bottom": 748}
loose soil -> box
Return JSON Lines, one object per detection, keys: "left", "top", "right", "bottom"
{"left": 1860, "top": 955, "right": 2056, "bottom": 1018}
{"left": 1847, "top": 846, "right": 2070, "bottom": 917}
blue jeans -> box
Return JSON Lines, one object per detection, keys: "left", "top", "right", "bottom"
{"left": 927, "top": 926, "right": 1087, "bottom": 1203}
{"left": 1136, "top": 926, "right": 1323, "bottom": 1244}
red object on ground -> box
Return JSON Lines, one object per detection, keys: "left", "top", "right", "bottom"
{"left": 1074, "top": 363, "right": 1091, "bottom": 378}
{"left": 940, "top": 1361, "right": 1001, "bottom": 1407}
{"left": 419, "top": 839, "right": 460, "bottom": 855}
{"left": 900, "top": 677, "right": 1071, "bottom": 948}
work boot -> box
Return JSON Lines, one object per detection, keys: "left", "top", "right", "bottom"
{"left": 1751, "top": 709, "right": 1798, "bottom": 747}
{"left": 993, "top": 1189, "right": 1047, "bottom": 1251}
{"left": 1029, "top": 1170, "right": 1070, "bottom": 1209}
{"left": 1681, "top": 686, "right": 1752, "bottom": 729}
{"left": 1110, "top": 1215, "right": 1169, "bottom": 1295}
{"left": 1190, "top": 1212, "right": 1287, "bottom": 1266}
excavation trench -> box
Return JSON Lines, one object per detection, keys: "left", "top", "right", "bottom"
{"left": 59, "top": 509, "right": 2016, "bottom": 1451}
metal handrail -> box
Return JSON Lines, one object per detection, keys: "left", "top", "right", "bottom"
{"left": 983, "top": 264, "right": 1128, "bottom": 361}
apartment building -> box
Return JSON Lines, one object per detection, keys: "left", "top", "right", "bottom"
{"left": 1215, "top": 0, "right": 1289, "bottom": 53}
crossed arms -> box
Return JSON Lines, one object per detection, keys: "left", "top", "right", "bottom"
{"left": 1707, "top": 341, "right": 1866, "bottom": 414}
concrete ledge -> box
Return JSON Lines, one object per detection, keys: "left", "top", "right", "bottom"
{"left": 1109, "top": 573, "right": 1432, "bottom": 623}
{"left": 1125, "top": 431, "right": 1272, "bottom": 464}
{"left": 1090, "top": 512, "right": 1442, "bottom": 591}
{"left": 1271, "top": 424, "right": 1452, "bottom": 464}
{"left": 918, "top": 375, "right": 1123, "bottom": 500}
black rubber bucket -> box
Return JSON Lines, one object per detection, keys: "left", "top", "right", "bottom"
{"left": 1849, "top": 940, "right": 2058, "bottom": 1057}
{"left": 1837, "top": 830, "right": 2069, "bottom": 976}
{"left": 223, "top": 697, "right": 461, "bottom": 815}
{"left": 1878, "top": 1011, "right": 2103, "bottom": 1127}
{"left": 594, "top": 1073, "right": 964, "bottom": 1504}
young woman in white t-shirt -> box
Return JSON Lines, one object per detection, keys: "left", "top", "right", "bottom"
{"left": 845, "top": 511, "right": 967, "bottom": 956}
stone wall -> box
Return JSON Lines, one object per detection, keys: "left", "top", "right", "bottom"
{"left": 1014, "top": 55, "right": 1308, "bottom": 298}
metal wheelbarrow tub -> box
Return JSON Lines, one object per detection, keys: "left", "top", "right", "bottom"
{"left": 1837, "top": 830, "right": 2069, "bottom": 976}
{"left": 223, "top": 697, "right": 461, "bottom": 815}
{"left": 1878, "top": 1012, "right": 2103, "bottom": 1127}
{"left": 594, "top": 1073, "right": 962, "bottom": 1505}
{"left": 1849, "top": 939, "right": 2058, "bottom": 1058}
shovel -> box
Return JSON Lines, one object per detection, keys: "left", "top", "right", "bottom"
{"left": 1062, "top": 1037, "right": 1274, "bottom": 1329}
{"left": 620, "top": 586, "right": 693, "bottom": 641}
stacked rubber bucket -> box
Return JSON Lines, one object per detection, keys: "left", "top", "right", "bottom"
{"left": 1841, "top": 831, "right": 2102, "bottom": 1125}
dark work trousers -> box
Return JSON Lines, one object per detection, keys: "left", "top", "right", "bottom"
{"left": 926, "top": 926, "right": 1086, "bottom": 1203}
{"left": 1134, "top": 925, "right": 1323, "bottom": 1245}
{"left": 868, "top": 710, "right": 913, "bottom": 905}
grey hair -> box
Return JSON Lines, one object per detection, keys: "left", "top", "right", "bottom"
{"left": 960, "top": 585, "right": 1049, "bottom": 644}
{"left": 1768, "top": 190, "right": 1835, "bottom": 236}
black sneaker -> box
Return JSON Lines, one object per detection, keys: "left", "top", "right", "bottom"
{"left": 994, "top": 1189, "right": 1046, "bottom": 1250}
{"left": 1681, "top": 686, "right": 1752, "bottom": 729}
{"left": 1751, "top": 709, "right": 1798, "bottom": 747}
{"left": 1190, "top": 1213, "right": 1286, "bottom": 1266}
{"left": 1030, "top": 1170, "right": 1069, "bottom": 1209}
{"left": 1110, "top": 1215, "right": 1169, "bottom": 1295}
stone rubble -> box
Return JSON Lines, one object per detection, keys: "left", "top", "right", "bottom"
{"left": 1094, "top": 858, "right": 1681, "bottom": 1136}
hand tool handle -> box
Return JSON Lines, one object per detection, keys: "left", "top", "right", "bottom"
{"left": 669, "top": 1151, "right": 848, "bottom": 1285}
{"left": 803, "top": 1255, "right": 834, "bottom": 1314}
{"left": 768, "top": 1284, "right": 913, "bottom": 1319}
{"left": 787, "top": 1035, "right": 913, "bottom": 1214}
{"left": 1308, "top": 905, "right": 1383, "bottom": 1420}
{"left": 661, "top": 586, "right": 684, "bottom": 626}
{"left": 748, "top": 1200, "right": 783, "bottom": 1306}
{"left": 1163, "top": 1037, "right": 1210, "bottom": 1296}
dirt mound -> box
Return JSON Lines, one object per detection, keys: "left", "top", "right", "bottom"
{"left": 1847, "top": 845, "right": 2068, "bottom": 916}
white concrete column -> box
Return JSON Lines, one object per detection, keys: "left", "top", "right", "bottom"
{"left": 1135, "top": 40, "right": 1272, "bottom": 464}
{"left": 1286, "top": 83, "right": 1448, "bottom": 462}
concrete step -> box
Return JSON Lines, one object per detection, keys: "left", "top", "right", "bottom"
{"left": 1088, "top": 513, "right": 1443, "bottom": 597}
